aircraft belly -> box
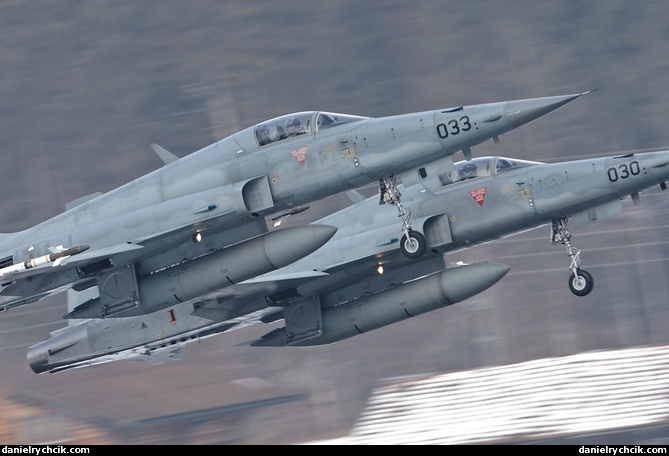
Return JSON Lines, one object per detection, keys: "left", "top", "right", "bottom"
{"left": 569, "top": 199, "right": 624, "bottom": 229}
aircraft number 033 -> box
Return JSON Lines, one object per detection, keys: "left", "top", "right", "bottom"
{"left": 436, "top": 116, "right": 472, "bottom": 139}
{"left": 607, "top": 160, "right": 641, "bottom": 182}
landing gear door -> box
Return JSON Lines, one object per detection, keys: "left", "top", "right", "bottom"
{"left": 283, "top": 297, "right": 323, "bottom": 345}
{"left": 96, "top": 264, "right": 140, "bottom": 317}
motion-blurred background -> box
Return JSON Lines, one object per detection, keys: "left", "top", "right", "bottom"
{"left": 0, "top": 1, "right": 668, "bottom": 444}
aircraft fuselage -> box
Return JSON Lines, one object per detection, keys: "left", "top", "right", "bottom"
{"left": 0, "top": 94, "right": 585, "bottom": 311}
{"left": 30, "top": 149, "right": 669, "bottom": 372}
{"left": 310, "top": 150, "right": 669, "bottom": 267}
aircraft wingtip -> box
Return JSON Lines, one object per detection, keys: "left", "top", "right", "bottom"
{"left": 151, "top": 143, "right": 179, "bottom": 165}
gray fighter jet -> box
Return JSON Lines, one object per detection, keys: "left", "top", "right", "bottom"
{"left": 28, "top": 148, "right": 669, "bottom": 373}
{"left": 0, "top": 92, "right": 587, "bottom": 320}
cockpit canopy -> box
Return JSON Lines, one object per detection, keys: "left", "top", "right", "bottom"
{"left": 255, "top": 111, "right": 367, "bottom": 147}
{"left": 439, "top": 156, "right": 542, "bottom": 187}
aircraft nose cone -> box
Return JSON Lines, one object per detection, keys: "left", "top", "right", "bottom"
{"left": 503, "top": 91, "right": 592, "bottom": 128}
{"left": 440, "top": 261, "right": 511, "bottom": 303}
{"left": 485, "top": 261, "right": 512, "bottom": 283}
{"left": 263, "top": 224, "right": 338, "bottom": 268}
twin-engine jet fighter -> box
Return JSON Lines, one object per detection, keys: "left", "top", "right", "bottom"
{"left": 0, "top": 92, "right": 588, "bottom": 320}
{"left": 249, "top": 149, "right": 669, "bottom": 345}
{"left": 27, "top": 148, "right": 669, "bottom": 373}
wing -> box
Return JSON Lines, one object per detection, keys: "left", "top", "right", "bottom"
{"left": 0, "top": 209, "right": 270, "bottom": 312}
{"left": 188, "top": 241, "right": 447, "bottom": 336}
{"left": 27, "top": 231, "right": 441, "bottom": 373}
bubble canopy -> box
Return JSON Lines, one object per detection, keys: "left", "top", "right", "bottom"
{"left": 254, "top": 111, "right": 367, "bottom": 147}
{"left": 438, "top": 156, "right": 543, "bottom": 187}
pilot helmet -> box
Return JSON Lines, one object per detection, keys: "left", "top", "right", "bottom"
{"left": 462, "top": 162, "right": 478, "bottom": 177}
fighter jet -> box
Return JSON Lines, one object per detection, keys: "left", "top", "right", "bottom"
{"left": 27, "top": 148, "right": 669, "bottom": 373}
{"left": 249, "top": 149, "right": 669, "bottom": 345}
{"left": 0, "top": 92, "right": 588, "bottom": 320}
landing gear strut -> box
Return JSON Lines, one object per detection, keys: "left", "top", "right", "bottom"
{"left": 380, "top": 176, "right": 426, "bottom": 259}
{"left": 551, "top": 218, "right": 594, "bottom": 296}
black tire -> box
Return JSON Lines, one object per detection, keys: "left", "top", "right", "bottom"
{"left": 400, "top": 230, "right": 426, "bottom": 259}
{"left": 568, "top": 269, "right": 594, "bottom": 296}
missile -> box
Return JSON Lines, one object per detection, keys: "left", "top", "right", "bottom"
{"left": 250, "top": 261, "right": 510, "bottom": 347}
{"left": 66, "top": 224, "right": 337, "bottom": 319}
{"left": 270, "top": 205, "right": 310, "bottom": 221}
{"left": 0, "top": 245, "right": 90, "bottom": 281}
{"left": 271, "top": 205, "right": 310, "bottom": 226}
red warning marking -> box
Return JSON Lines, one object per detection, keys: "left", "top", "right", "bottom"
{"left": 291, "top": 146, "right": 308, "bottom": 167}
{"left": 469, "top": 187, "right": 487, "bottom": 206}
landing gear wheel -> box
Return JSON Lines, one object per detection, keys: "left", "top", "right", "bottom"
{"left": 400, "top": 230, "right": 426, "bottom": 259}
{"left": 568, "top": 269, "right": 594, "bottom": 296}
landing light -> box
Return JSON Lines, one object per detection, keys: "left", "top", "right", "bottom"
{"left": 193, "top": 232, "right": 202, "bottom": 243}
{"left": 377, "top": 265, "right": 384, "bottom": 275}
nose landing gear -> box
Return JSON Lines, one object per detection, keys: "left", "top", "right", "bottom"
{"left": 551, "top": 218, "right": 594, "bottom": 296}
{"left": 379, "top": 176, "right": 426, "bottom": 259}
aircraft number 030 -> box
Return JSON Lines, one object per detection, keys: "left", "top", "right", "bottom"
{"left": 607, "top": 161, "right": 641, "bottom": 182}
{"left": 436, "top": 116, "right": 472, "bottom": 139}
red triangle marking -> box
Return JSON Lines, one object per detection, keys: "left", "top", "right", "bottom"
{"left": 469, "top": 187, "right": 487, "bottom": 207}
{"left": 291, "top": 146, "right": 308, "bottom": 167}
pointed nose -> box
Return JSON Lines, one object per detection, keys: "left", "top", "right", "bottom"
{"left": 439, "top": 261, "right": 511, "bottom": 303}
{"left": 484, "top": 261, "right": 512, "bottom": 283}
{"left": 503, "top": 91, "right": 593, "bottom": 128}
{"left": 263, "top": 224, "right": 338, "bottom": 268}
